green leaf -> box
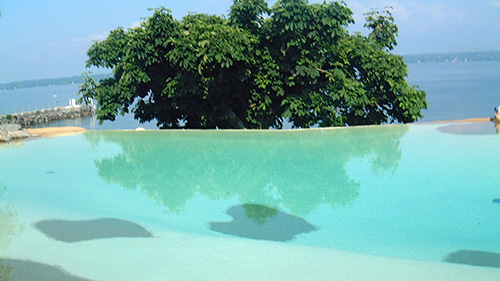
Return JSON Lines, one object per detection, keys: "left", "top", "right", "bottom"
{"left": 84, "top": 1, "right": 427, "bottom": 129}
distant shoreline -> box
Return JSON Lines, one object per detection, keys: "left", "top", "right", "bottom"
{"left": 1, "top": 51, "right": 499, "bottom": 90}
{"left": 0, "top": 73, "right": 110, "bottom": 91}
{"left": 403, "top": 51, "right": 500, "bottom": 64}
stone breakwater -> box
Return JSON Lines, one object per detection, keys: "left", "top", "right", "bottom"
{"left": 0, "top": 105, "right": 93, "bottom": 128}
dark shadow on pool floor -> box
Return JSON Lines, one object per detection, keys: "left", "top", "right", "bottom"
{"left": 34, "top": 218, "right": 153, "bottom": 243}
{"left": 443, "top": 250, "right": 500, "bottom": 268}
{"left": 210, "top": 204, "right": 317, "bottom": 241}
{"left": 0, "top": 258, "right": 94, "bottom": 281}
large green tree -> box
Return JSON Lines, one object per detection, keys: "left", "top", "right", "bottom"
{"left": 80, "top": 0, "right": 427, "bottom": 129}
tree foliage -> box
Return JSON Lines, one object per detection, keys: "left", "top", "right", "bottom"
{"left": 81, "top": 0, "right": 427, "bottom": 129}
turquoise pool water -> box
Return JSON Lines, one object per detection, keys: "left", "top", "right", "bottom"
{"left": 0, "top": 123, "right": 499, "bottom": 280}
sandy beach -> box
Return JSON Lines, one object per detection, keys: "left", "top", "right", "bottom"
{"left": 26, "top": 126, "right": 87, "bottom": 138}
{"left": 424, "top": 117, "right": 492, "bottom": 124}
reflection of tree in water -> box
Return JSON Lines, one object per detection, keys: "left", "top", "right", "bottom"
{"left": 0, "top": 185, "right": 24, "bottom": 253}
{"left": 243, "top": 204, "right": 278, "bottom": 226}
{"left": 0, "top": 184, "right": 23, "bottom": 281}
{"left": 85, "top": 126, "right": 408, "bottom": 215}
{"left": 0, "top": 205, "right": 24, "bottom": 251}
{"left": 210, "top": 204, "right": 317, "bottom": 241}
{"left": 0, "top": 260, "right": 12, "bottom": 281}
{"left": 0, "top": 142, "right": 24, "bottom": 152}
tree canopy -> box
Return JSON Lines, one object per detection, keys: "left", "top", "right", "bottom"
{"left": 80, "top": 0, "right": 428, "bottom": 129}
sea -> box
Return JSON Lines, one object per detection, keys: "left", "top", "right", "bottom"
{"left": 1, "top": 61, "right": 499, "bottom": 130}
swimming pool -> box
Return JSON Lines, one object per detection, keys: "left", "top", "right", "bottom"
{"left": 0, "top": 122, "right": 499, "bottom": 280}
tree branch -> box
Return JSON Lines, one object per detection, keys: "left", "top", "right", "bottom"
{"left": 314, "top": 67, "right": 335, "bottom": 78}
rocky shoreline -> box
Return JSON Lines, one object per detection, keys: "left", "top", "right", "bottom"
{"left": 0, "top": 105, "right": 93, "bottom": 128}
{"left": 0, "top": 105, "right": 92, "bottom": 142}
{"left": 0, "top": 124, "right": 32, "bottom": 142}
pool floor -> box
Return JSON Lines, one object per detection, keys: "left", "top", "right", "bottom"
{"left": 0, "top": 123, "right": 499, "bottom": 280}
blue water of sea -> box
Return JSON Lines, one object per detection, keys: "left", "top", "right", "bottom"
{"left": 407, "top": 61, "right": 500, "bottom": 121}
{"left": 0, "top": 84, "right": 159, "bottom": 130}
{"left": 0, "top": 61, "right": 499, "bottom": 129}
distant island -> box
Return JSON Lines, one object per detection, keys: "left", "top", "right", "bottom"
{"left": 0, "top": 73, "right": 110, "bottom": 91}
{"left": 1, "top": 51, "right": 499, "bottom": 90}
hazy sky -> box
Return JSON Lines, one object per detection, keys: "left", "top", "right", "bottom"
{"left": 1, "top": 0, "right": 499, "bottom": 83}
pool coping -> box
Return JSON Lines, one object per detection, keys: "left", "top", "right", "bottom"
{"left": 8, "top": 117, "right": 497, "bottom": 141}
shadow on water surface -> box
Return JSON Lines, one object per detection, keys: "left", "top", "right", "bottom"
{"left": 84, "top": 126, "right": 409, "bottom": 216}
{"left": 210, "top": 204, "right": 317, "bottom": 241}
{"left": 0, "top": 259, "right": 94, "bottom": 281}
{"left": 33, "top": 218, "right": 153, "bottom": 243}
